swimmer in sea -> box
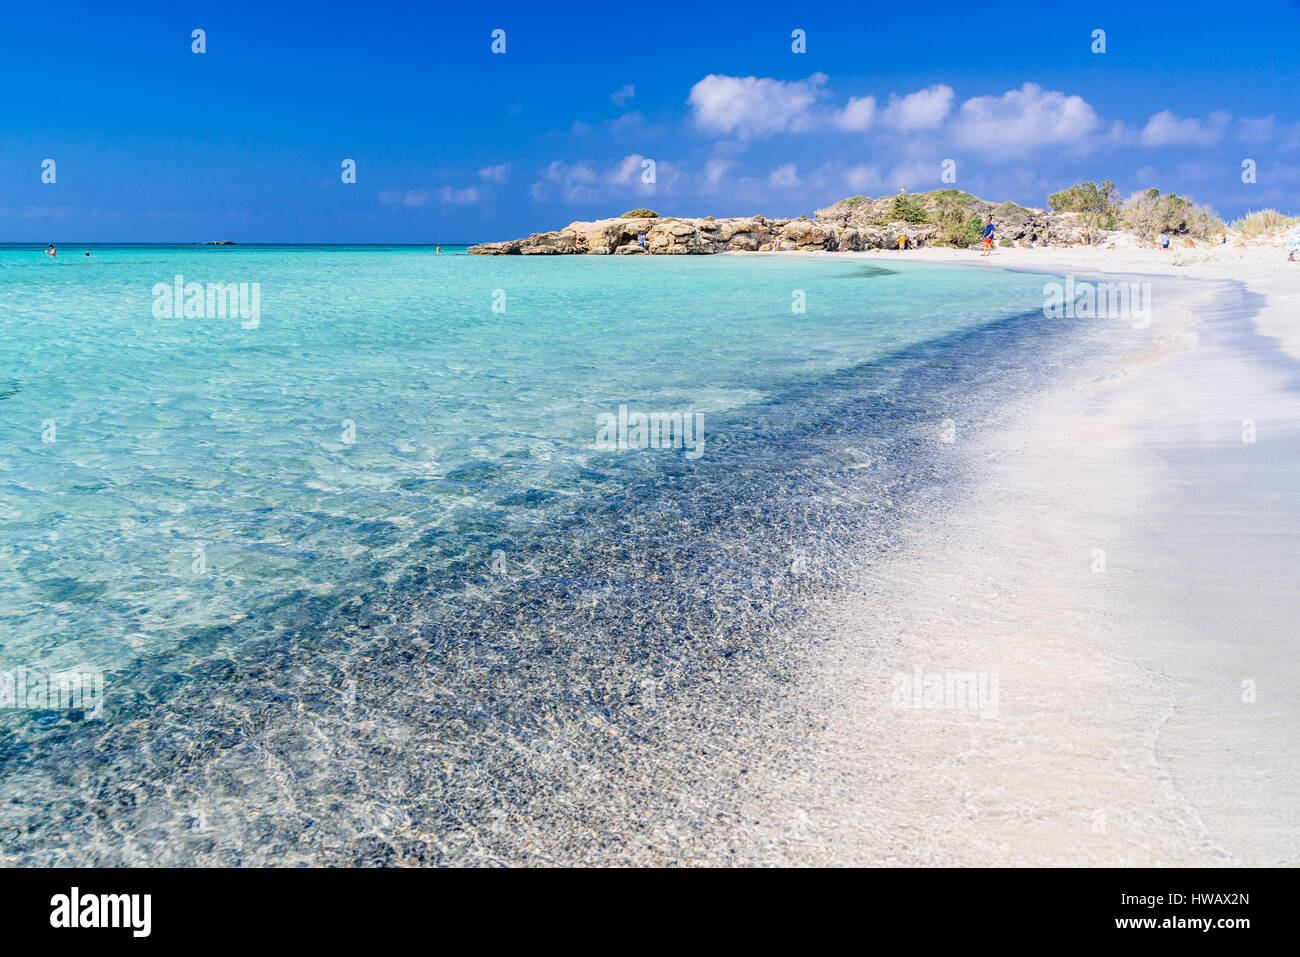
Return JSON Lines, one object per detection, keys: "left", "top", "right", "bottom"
{"left": 436, "top": 245, "right": 441, "bottom": 255}
{"left": 46, "top": 244, "right": 56, "bottom": 257}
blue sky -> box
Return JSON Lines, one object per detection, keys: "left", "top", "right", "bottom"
{"left": 2, "top": 0, "right": 1297, "bottom": 242}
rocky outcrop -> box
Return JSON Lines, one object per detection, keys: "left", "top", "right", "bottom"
{"left": 471, "top": 215, "right": 856, "bottom": 255}
{"left": 469, "top": 192, "right": 1111, "bottom": 255}
{"left": 815, "top": 192, "right": 1098, "bottom": 248}
{"left": 475, "top": 215, "right": 779, "bottom": 255}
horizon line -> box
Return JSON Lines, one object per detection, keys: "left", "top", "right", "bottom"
{"left": 0, "top": 241, "right": 479, "bottom": 247}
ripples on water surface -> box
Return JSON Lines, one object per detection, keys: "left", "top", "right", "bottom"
{"left": 0, "top": 245, "right": 1093, "bottom": 863}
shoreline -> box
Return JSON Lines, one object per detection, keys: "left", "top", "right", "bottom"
{"left": 736, "top": 248, "right": 1300, "bottom": 865}
{"left": 778, "top": 244, "right": 1300, "bottom": 354}
{"left": 3, "top": 244, "right": 1295, "bottom": 865}
{"left": 0, "top": 247, "right": 1076, "bottom": 866}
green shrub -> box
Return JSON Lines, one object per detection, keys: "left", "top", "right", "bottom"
{"left": 621, "top": 209, "right": 658, "bottom": 218}
{"left": 1047, "top": 181, "right": 1121, "bottom": 242}
{"left": 1047, "top": 181, "right": 1119, "bottom": 215}
{"left": 931, "top": 192, "right": 984, "bottom": 245}
{"left": 889, "top": 194, "right": 929, "bottom": 224}
{"left": 992, "top": 201, "right": 1032, "bottom": 221}
{"left": 1122, "top": 188, "right": 1224, "bottom": 242}
{"left": 920, "top": 189, "right": 978, "bottom": 203}
{"left": 957, "top": 215, "right": 985, "bottom": 246}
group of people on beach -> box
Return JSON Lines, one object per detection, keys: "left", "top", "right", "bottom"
{"left": 894, "top": 216, "right": 997, "bottom": 255}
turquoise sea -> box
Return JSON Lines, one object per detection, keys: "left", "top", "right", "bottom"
{"left": 0, "top": 244, "right": 1083, "bottom": 864}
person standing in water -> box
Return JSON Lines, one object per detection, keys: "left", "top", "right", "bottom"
{"left": 436, "top": 245, "right": 441, "bottom": 255}
{"left": 46, "top": 244, "right": 56, "bottom": 257}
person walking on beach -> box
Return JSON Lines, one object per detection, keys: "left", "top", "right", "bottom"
{"left": 981, "top": 217, "right": 995, "bottom": 257}
{"left": 1161, "top": 231, "right": 1171, "bottom": 251}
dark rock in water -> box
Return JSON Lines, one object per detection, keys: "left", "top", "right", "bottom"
{"left": 201, "top": 240, "right": 237, "bottom": 245}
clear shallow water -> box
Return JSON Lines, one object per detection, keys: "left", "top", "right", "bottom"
{"left": 0, "top": 245, "right": 1075, "bottom": 864}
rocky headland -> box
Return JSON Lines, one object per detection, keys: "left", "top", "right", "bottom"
{"left": 468, "top": 190, "right": 1105, "bottom": 256}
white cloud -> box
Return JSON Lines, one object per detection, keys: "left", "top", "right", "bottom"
{"left": 611, "top": 154, "right": 646, "bottom": 184}
{"left": 955, "top": 83, "right": 1099, "bottom": 154}
{"left": 534, "top": 160, "right": 600, "bottom": 203}
{"left": 378, "top": 190, "right": 432, "bottom": 207}
{"left": 377, "top": 186, "right": 479, "bottom": 207}
{"left": 768, "top": 164, "right": 800, "bottom": 188}
{"left": 887, "top": 160, "right": 943, "bottom": 192}
{"left": 478, "top": 163, "right": 511, "bottom": 182}
{"left": 610, "top": 112, "right": 644, "bottom": 133}
{"left": 555, "top": 162, "right": 595, "bottom": 183}
{"left": 1140, "top": 109, "right": 1231, "bottom": 146}
{"left": 882, "top": 85, "right": 953, "bottom": 131}
{"left": 703, "top": 158, "right": 735, "bottom": 188}
{"left": 688, "top": 73, "right": 828, "bottom": 138}
{"left": 438, "top": 186, "right": 480, "bottom": 204}
{"left": 614, "top": 154, "right": 678, "bottom": 194}
{"left": 611, "top": 84, "right": 635, "bottom": 106}
{"left": 531, "top": 155, "right": 674, "bottom": 204}
{"left": 1, "top": 204, "right": 77, "bottom": 218}
{"left": 1237, "top": 115, "right": 1275, "bottom": 143}
{"left": 845, "top": 164, "right": 884, "bottom": 192}
{"left": 835, "top": 95, "right": 877, "bottom": 131}
{"left": 686, "top": 77, "right": 1098, "bottom": 153}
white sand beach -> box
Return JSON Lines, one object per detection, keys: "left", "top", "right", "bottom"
{"left": 743, "top": 244, "right": 1300, "bottom": 866}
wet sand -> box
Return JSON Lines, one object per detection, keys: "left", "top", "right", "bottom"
{"left": 742, "top": 247, "right": 1300, "bottom": 865}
